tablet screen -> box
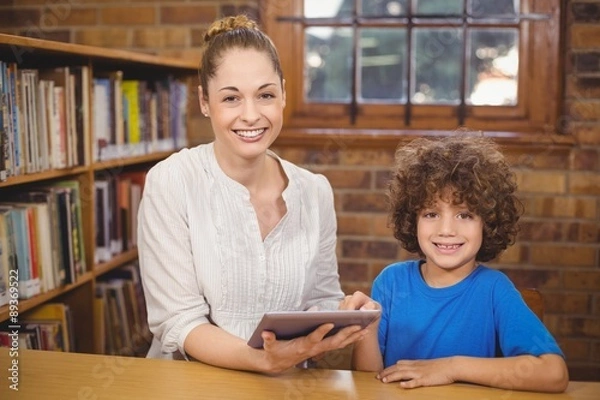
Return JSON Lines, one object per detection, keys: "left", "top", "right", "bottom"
{"left": 247, "top": 309, "right": 380, "bottom": 348}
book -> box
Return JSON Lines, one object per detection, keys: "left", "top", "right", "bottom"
{"left": 22, "top": 303, "right": 72, "bottom": 352}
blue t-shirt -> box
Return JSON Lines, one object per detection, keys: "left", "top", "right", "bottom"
{"left": 372, "top": 260, "right": 564, "bottom": 368}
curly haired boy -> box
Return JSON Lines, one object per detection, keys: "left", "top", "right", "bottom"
{"left": 349, "top": 135, "right": 568, "bottom": 392}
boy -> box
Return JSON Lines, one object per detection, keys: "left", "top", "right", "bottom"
{"left": 348, "top": 135, "right": 568, "bottom": 392}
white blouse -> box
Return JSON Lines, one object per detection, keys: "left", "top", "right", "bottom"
{"left": 138, "top": 143, "right": 344, "bottom": 359}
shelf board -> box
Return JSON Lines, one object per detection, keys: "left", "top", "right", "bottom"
{"left": 91, "top": 151, "right": 176, "bottom": 171}
{"left": 0, "top": 271, "right": 94, "bottom": 321}
{"left": 0, "top": 33, "right": 198, "bottom": 71}
{"left": 0, "top": 166, "right": 89, "bottom": 188}
{"left": 94, "top": 248, "right": 139, "bottom": 276}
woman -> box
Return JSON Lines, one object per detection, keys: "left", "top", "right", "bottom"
{"left": 138, "top": 14, "right": 375, "bottom": 374}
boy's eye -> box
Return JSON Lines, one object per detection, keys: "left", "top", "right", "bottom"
{"left": 423, "top": 212, "right": 437, "bottom": 218}
{"left": 457, "top": 212, "right": 473, "bottom": 219}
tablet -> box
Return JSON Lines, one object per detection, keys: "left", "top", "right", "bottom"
{"left": 247, "top": 309, "right": 381, "bottom": 348}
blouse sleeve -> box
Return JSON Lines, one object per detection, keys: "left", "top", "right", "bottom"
{"left": 138, "top": 159, "right": 210, "bottom": 356}
{"left": 304, "top": 174, "right": 344, "bottom": 311}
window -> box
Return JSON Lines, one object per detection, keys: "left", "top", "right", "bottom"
{"left": 262, "top": 0, "right": 562, "bottom": 141}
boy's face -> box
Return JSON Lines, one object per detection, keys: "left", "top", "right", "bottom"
{"left": 417, "top": 195, "right": 483, "bottom": 285}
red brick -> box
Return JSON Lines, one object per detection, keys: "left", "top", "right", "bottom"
{"left": 519, "top": 221, "right": 564, "bottom": 241}
{"left": 569, "top": 124, "right": 600, "bottom": 145}
{"left": 43, "top": 8, "right": 97, "bottom": 27}
{"left": 530, "top": 245, "right": 596, "bottom": 267}
{"left": 340, "top": 149, "right": 395, "bottom": 167}
{"left": 544, "top": 292, "right": 591, "bottom": 314}
{"left": 505, "top": 146, "right": 570, "bottom": 169}
{"left": 521, "top": 196, "right": 597, "bottom": 219}
{"left": 161, "top": 6, "right": 217, "bottom": 25}
{"left": 568, "top": 364, "right": 600, "bottom": 382}
{"left": 559, "top": 338, "right": 591, "bottom": 361}
{"left": 500, "top": 269, "right": 562, "bottom": 290}
{"left": 338, "top": 262, "right": 369, "bottom": 282}
{"left": 341, "top": 193, "right": 388, "bottom": 213}
{"left": 372, "top": 214, "right": 393, "bottom": 237}
{"left": 567, "top": 100, "right": 600, "bottom": 122}
{"left": 101, "top": 7, "right": 155, "bottom": 25}
{"left": 571, "top": 25, "right": 600, "bottom": 48}
{"left": 341, "top": 239, "right": 398, "bottom": 259}
{"left": 0, "top": 9, "right": 40, "bottom": 29}
{"left": 569, "top": 172, "right": 600, "bottom": 195}
{"left": 564, "top": 271, "right": 600, "bottom": 291}
{"left": 556, "top": 317, "right": 600, "bottom": 338}
{"left": 337, "top": 214, "right": 372, "bottom": 235}
{"left": 320, "top": 169, "right": 371, "bottom": 189}
{"left": 565, "top": 76, "right": 600, "bottom": 99}
{"left": 496, "top": 244, "right": 524, "bottom": 264}
{"left": 515, "top": 171, "right": 566, "bottom": 194}
{"left": 75, "top": 28, "right": 130, "bottom": 48}
{"left": 593, "top": 341, "right": 600, "bottom": 362}
{"left": 572, "top": 148, "right": 600, "bottom": 171}
{"left": 132, "top": 27, "right": 189, "bottom": 49}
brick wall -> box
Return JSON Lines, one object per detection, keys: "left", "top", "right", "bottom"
{"left": 1, "top": 0, "right": 598, "bottom": 381}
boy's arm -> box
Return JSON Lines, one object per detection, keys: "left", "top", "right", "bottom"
{"left": 378, "top": 353, "right": 569, "bottom": 393}
{"left": 351, "top": 327, "right": 383, "bottom": 371}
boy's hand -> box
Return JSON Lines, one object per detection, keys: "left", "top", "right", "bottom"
{"left": 377, "top": 357, "right": 456, "bottom": 388}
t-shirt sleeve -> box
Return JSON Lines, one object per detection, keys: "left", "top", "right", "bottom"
{"left": 372, "top": 268, "right": 392, "bottom": 357}
{"left": 493, "top": 276, "right": 564, "bottom": 358}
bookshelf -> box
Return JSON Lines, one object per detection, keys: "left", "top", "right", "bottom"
{"left": 0, "top": 33, "right": 198, "bottom": 355}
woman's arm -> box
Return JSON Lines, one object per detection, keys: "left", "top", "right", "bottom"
{"left": 184, "top": 320, "right": 367, "bottom": 374}
{"left": 378, "top": 353, "right": 568, "bottom": 393}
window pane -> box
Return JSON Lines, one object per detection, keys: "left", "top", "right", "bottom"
{"left": 415, "top": 0, "right": 463, "bottom": 14}
{"left": 305, "top": 27, "right": 353, "bottom": 102}
{"left": 467, "top": 28, "right": 519, "bottom": 105}
{"left": 469, "top": 0, "right": 518, "bottom": 17}
{"left": 361, "top": 0, "right": 407, "bottom": 17}
{"left": 304, "top": 0, "right": 353, "bottom": 18}
{"left": 360, "top": 28, "right": 407, "bottom": 102}
{"left": 412, "top": 28, "right": 463, "bottom": 104}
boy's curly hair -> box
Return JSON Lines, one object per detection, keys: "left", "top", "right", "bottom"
{"left": 388, "top": 135, "right": 523, "bottom": 262}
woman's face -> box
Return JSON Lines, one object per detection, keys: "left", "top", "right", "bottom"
{"left": 199, "top": 47, "right": 286, "bottom": 162}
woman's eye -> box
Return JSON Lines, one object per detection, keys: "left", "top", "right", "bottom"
{"left": 259, "top": 93, "right": 275, "bottom": 100}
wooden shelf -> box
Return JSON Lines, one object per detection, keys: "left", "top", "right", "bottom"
{"left": 0, "top": 33, "right": 197, "bottom": 71}
{"left": 0, "top": 166, "right": 89, "bottom": 188}
{"left": 92, "top": 151, "right": 175, "bottom": 171}
{"left": 95, "top": 249, "right": 139, "bottom": 277}
{"left": 0, "top": 272, "right": 93, "bottom": 320}
{"left": 0, "top": 33, "right": 195, "bottom": 355}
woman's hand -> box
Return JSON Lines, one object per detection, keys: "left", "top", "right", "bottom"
{"left": 339, "top": 291, "right": 381, "bottom": 312}
{"left": 259, "top": 322, "right": 366, "bottom": 374}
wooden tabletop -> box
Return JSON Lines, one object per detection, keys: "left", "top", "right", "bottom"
{"left": 1, "top": 349, "right": 598, "bottom": 399}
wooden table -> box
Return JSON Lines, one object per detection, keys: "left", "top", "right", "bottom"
{"left": 1, "top": 349, "right": 598, "bottom": 399}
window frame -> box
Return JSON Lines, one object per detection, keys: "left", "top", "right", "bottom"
{"left": 261, "top": 0, "right": 566, "bottom": 146}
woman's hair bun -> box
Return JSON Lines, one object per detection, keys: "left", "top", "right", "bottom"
{"left": 204, "top": 15, "right": 258, "bottom": 44}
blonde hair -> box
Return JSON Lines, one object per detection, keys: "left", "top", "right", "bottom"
{"left": 199, "top": 15, "right": 283, "bottom": 99}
